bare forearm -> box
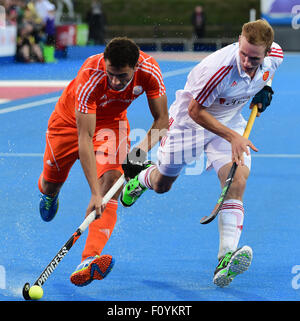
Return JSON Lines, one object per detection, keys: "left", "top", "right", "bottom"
{"left": 138, "top": 94, "right": 169, "bottom": 152}
{"left": 138, "top": 119, "right": 168, "bottom": 152}
{"left": 188, "top": 99, "right": 239, "bottom": 143}
{"left": 75, "top": 110, "right": 103, "bottom": 217}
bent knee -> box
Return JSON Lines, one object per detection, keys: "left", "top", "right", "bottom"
{"left": 150, "top": 170, "right": 177, "bottom": 194}
{"left": 231, "top": 174, "right": 247, "bottom": 190}
{"left": 152, "top": 181, "right": 174, "bottom": 194}
{"left": 226, "top": 175, "right": 247, "bottom": 199}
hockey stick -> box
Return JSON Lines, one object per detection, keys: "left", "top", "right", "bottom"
{"left": 22, "top": 174, "right": 125, "bottom": 300}
{"left": 200, "top": 105, "right": 258, "bottom": 225}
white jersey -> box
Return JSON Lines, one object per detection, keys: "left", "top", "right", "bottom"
{"left": 169, "top": 42, "right": 283, "bottom": 128}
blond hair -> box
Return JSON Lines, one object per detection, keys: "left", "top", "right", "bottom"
{"left": 241, "top": 19, "right": 274, "bottom": 53}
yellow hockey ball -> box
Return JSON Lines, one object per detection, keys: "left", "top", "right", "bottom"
{"left": 29, "top": 285, "right": 43, "bottom": 300}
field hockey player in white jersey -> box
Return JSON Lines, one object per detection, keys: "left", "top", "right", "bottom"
{"left": 121, "top": 19, "right": 283, "bottom": 287}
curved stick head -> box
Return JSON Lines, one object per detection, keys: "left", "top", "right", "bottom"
{"left": 200, "top": 215, "right": 214, "bottom": 224}
{"left": 22, "top": 282, "right": 31, "bottom": 300}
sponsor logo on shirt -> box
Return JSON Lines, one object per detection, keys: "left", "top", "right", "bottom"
{"left": 219, "top": 96, "right": 250, "bottom": 106}
{"left": 231, "top": 97, "right": 250, "bottom": 105}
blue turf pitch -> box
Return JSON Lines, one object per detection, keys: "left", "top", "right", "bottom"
{"left": 0, "top": 52, "right": 300, "bottom": 302}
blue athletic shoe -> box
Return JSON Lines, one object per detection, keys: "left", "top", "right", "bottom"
{"left": 70, "top": 255, "right": 115, "bottom": 287}
{"left": 39, "top": 193, "right": 59, "bottom": 222}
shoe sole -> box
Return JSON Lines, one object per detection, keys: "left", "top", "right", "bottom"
{"left": 70, "top": 255, "right": 115, "bottom": 287}
{"left": 213, "top": 246, "right": 253, "bottom": 287}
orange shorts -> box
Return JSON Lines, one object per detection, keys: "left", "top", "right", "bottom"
{"left": 42, "top": 110, "right": 130, "bottom": 183}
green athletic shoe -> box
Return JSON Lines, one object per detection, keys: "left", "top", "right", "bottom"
{"left": 213, "top": 245, "right": 253, "bottom": 287}
{"left": 120, "top": 175, "right": 147, "bottom": 207}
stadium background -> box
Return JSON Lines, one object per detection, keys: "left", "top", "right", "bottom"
{"left": 77, "top": 0, "right": 259, "bottom": 38}
{"left": 1, "top": 0, "right": 298, "bottom": 64}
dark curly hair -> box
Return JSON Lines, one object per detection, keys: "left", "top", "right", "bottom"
{"left": 104, "top": 37, "right": 140, "bottom": 68}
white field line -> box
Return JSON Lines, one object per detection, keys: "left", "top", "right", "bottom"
{"left": 0, "top": 153, "right": 44, "bottom": 157}
{"left": 0, "top": 67, "right": 193, "bottom": 114}
{"left": 0, "top": 80, "right": 70, "bottom": 87}
{"left": 251, "top": 154, "right": 300, "bottom": 158}
{"left": 162, "top": 66, "right": 193, "bottom": 77}
{"left": 0, "top": 99, "right": 10, "bottom": 104}
{"left": 0, "top": 96, "right": 60, "bottom": 114}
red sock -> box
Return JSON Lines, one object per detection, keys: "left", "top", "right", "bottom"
{"left": 81, "top": 200, "right": 118, "bottom": 261}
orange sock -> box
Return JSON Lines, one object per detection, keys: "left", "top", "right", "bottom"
{"left": 81, "top": 199, "right": 118, "bottom": 261}
{"left": 38, "top": 173, "right": 44, "bottom": 194}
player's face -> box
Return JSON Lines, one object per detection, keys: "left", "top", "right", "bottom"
{"left": 105, "top": 60, "right": 137, "bottom": 91}
{"left": 238, "top": 36, "right": 266, "bottom": 77}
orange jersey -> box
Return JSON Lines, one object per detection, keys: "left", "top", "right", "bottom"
{"left": 55, "top": 51, "right": 166, "bottom": 128}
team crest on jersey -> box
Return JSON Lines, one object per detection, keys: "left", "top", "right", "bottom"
{"left": 231, "top": 81, "right": 237, "bottom": 87}
{"left": 219, "top": 98, "right": 226, "bottom": 104}
{"left": 133, "top": 86, "right": 143, "bottom": 95}
{"left": 263, "top": 71, "right": 269, "bottom": 81}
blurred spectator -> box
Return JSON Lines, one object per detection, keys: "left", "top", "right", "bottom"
{"left": 45, "top": 2, "right": 55, "bottom": 45}
{"left": 34, "top": 0, "right": 54, "bottom": 23}
{"left": 55, "top": 0, "right": 74, "bottom": 24}
{"left": 25, "top": 0, "right": 43, "bottom": 25}
{"left": 86, "top": 0, "right": 105, "bottom": 45}
{"left": 15, "top": 0, "right": 29, "bottom": 26}
{"left": 1, "top": 0, "right": 48, "bottom": 62}
{"left": 191, "top": 5, "right": 206, "bottom": 39}
{"left": 4, "top": 0, "right": 18, "bottom": 25}
{"left": 0, "top": 4, "right": 5, "bottom": 28}
{"left": 16, "top": 20, "right": 44, "bottom": 62}
{"left": 23, "top": 1, "right": 44, "bottom": 44}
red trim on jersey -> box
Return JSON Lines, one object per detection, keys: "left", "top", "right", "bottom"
{"left": 195, "top": 66, "right": 226, "bottom": 102}
{"left": 196, "top": 66, "right": 233, "bottom": 105}
{"left": 270, "top": 48, "right": 283, "bottom": 53}
{"left": 269, "top": 54, "right": 284, "bottom": 59}
{"left": 269, "top": 47, "right": 283, "bottom": 59}
{"left": 160, "top": 136, "right": 167, "bottom": 147}
{"left": 144, "top": 165, "right": 154, "bottom": 189}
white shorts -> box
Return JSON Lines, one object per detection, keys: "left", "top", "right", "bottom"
{"left": 156, "top": 119, "right": 251, "bottom": 177}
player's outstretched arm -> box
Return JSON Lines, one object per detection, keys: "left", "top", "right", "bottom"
{"left": 137, "top": 94, "right": 169, "bottom": 153}
{"left": 122, "top": 94, "right": 169, "bottom": 180}
{"left": 75, "top": 110, "right": 103, "bottom": 218}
